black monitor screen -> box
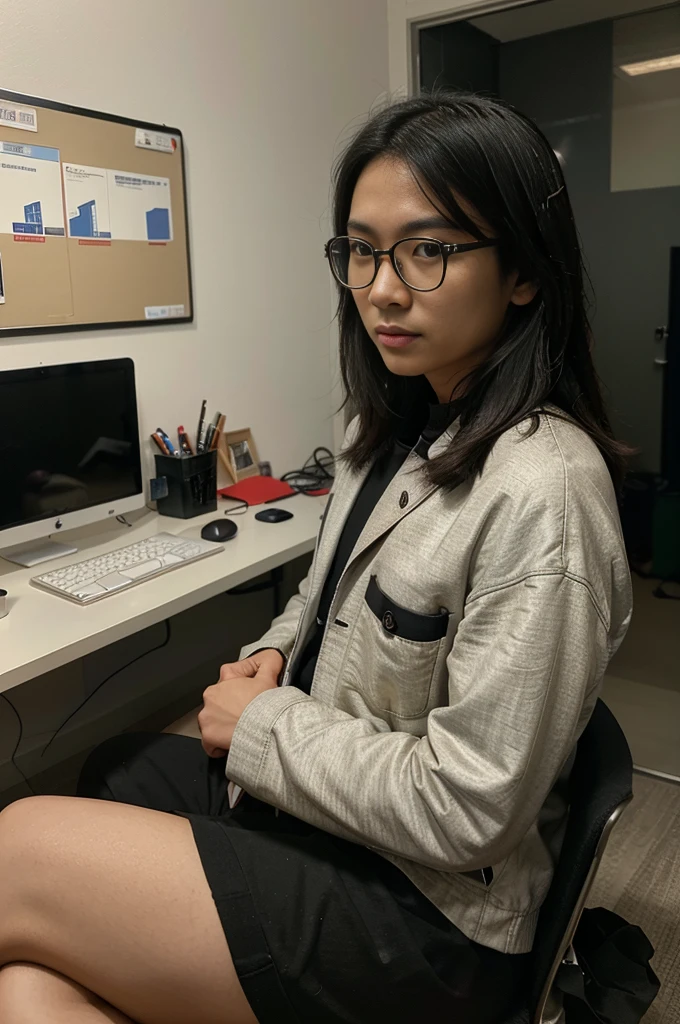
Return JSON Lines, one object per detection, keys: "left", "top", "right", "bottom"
{"left": 0, "top": 358, "right": 142, "bottom": 532}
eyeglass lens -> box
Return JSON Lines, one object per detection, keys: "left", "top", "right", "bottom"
{"left": 329, "top": 237, "right": 444, "bottom": 290}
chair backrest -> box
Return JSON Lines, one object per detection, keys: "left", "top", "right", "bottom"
{"left": 529, "top": 698, "right": 634, "bottom": 1022}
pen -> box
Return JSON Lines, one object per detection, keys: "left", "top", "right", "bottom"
{"left": 203, "top": 410, "right": 221, "bottom": 452}
{"left": 156, "top": 428, "right": 178, "bottom": 456}
{"left": 209, "top": 413, "right": 225, "bottom": 451}
{"left": 151, "top": 431, "right": 170, "bottom": 455}
{"left": 177, "top": 426, "right": 194, "bottom": 456}
{"left": 196, "top": 399, "right": 207, "bottom": 453}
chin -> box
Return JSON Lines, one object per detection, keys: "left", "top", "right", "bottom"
{"left": 374, "top": 346, "right": 428, "bottom": 378}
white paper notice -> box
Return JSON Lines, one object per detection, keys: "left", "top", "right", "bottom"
{"left": 63, "top": 164, "right": 112, "bottom": 239}
{"left": 0, "top": 141, "right": 65, "bottom": 237}
{"left": 0, "top": 102, "right": 38, "bottom": 132}
{"left": 145, "top": 304, "right": 185, "bottom": 320}
{"left": 110, "top": 169, "right": 173, "bottom": 242}
{"left": 62, "top": 164, "right": 173, "bottom": 242}
{"left": 134, "top": 128, "right": 177, "bottom": 154}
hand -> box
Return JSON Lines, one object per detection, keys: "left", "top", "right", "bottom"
{"left": 198, "top": 649, "right": 285, "bottom": 757}
{"left": 216, "top": 648, "right": 285, "bottom": 686}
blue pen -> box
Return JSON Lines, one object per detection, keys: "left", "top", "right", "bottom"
{"left": 156, "top": 427, "right": 179, "bottom": 456}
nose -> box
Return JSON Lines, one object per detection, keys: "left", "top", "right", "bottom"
{"left": 368, "top": 254, "right": 412, "bottom": 310}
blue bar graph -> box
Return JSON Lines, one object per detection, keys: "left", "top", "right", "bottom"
{"left": 12, "top": 200, "right": 65, "bottom": 236}
{"left": 69, "top": 199, "right": 111, "bottom": 239}
{"left": 146, "top": 207, "right": 170, "bottom": 241}
{"left": 13, "top": 201, "right": 43, "bottom": 233}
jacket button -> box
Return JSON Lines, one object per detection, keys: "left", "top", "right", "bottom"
{"left": 399, "top": 490, "right": 409, "bottom": 509}
{"left": 382, "top": 610, "right": 396, "bottom": 631}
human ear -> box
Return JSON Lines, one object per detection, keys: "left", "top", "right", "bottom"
{"left": 510, "top": 278, "right": 539, "bottom": 307}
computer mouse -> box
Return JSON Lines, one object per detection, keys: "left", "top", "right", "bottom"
{"left": 200, "top": 519, "right": 238, "bottom": 542}
{"left": 255, "top": 507, "right": 294, "bottom": 523}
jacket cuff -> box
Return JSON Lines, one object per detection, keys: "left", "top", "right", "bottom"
{"left": 227, "top": 686, "right": 309, "bottom": 792}
{"left": 245, "top": 646, "right": 287, "bottom": 665}
{"left": 239, "top": 632, "right": 296, "bottom": 662}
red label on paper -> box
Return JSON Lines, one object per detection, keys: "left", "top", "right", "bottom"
{"left": 78, "top": 239, "right": 112, "bottom": 246}
{"left": 14, "top": 234, "right": 45, "bottom": 243}
{"left": 148, "top": 242, "right": 166, "bottom": 246}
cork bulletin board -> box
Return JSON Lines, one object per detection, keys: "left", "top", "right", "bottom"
{"left": 0, "top": 89, "right": 192, "bottom": 336}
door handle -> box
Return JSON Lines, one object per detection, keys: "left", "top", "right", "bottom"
{"left": 654, "top": 325, "right": 668, "bottom": 366}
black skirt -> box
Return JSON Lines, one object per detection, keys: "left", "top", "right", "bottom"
{"left": 78, "top": 732, "right": 529, "bottom": 1024}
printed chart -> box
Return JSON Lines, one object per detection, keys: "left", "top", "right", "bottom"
{"left": 64, "top": 164, "right": 173, "bottom": 242}
{"left": 0, "top": 141, "right": 65, "bottom": 238}
{"left": 63, "top": 164, "right": 112, "bottom": 239}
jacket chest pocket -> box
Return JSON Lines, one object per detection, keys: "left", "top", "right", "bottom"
{"left": 357, "top": 574, "right": 450, "bottom": 719}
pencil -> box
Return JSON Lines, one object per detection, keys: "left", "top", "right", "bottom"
{"left": 209, "top": 413, "right": 226, "bottom": 450}
{"left": 196, "top": 399, "right": 207, "bottom": 453}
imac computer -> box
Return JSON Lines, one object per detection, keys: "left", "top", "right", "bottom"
{"left": 0, "top": 358, "right": 144, "bottom": 566}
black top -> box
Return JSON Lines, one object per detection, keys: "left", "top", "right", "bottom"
{"left": 290, "top": 389, "right": 459, "bottom": 695}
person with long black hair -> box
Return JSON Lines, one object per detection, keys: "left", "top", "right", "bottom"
{"left": 0, "top": 94, "right": 631, "bottom": 1024}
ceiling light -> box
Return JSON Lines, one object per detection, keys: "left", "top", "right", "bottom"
{"left": 620, "top": 54, "right": 680, "bottom": 76}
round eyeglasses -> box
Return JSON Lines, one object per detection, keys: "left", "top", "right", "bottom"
{"left": 324, "top": 235, "right": 500, "bottom": 292}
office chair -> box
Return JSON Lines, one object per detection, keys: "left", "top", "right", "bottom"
{"left": 505, "top": 698, "right": 634, "bottom": 1024}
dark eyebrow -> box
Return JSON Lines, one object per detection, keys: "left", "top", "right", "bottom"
{"left": 346, "top": 215, "right": 459, "bottom": 236}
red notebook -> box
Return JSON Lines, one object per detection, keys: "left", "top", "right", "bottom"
{"left": 217, "top": 475, "right": 296, "bottom": 507}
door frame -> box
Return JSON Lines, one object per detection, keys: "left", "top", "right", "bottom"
{"left": 388, "top": 0, "right": 547, "bottom": 96}
{"left": 396, "top": 0, "right": 679, "bottom": 96}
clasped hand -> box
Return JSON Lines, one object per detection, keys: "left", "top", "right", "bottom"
{"left": 198, "top": 648, "right": 284, "bottom": 758}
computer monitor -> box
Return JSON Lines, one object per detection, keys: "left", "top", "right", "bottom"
{"left": 0, "top": 358, "right": 143, "bottom": 566}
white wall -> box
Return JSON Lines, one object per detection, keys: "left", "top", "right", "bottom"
{"left": 0, "top": 0, "right": 389, "bottom": 793}
{"left": 0, "top": 0, "right": 389, "bottom": 481}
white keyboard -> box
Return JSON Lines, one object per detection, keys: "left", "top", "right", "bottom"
{"left": 30, "top": 533, "right": 223, "bottom": 604}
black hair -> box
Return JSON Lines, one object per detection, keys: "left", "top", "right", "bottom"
{"left": 332, "top": 91, "right": 628, "bottom": 491}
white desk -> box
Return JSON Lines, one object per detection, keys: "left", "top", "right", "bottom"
{"left": 0, "top": 495, "right": 325, "bottom": 696}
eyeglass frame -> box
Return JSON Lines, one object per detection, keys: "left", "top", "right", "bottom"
{"left": 324, "top": 234, "right": 501, "bottom": 292}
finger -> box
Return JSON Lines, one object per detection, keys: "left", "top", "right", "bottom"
{"left": 219, "top": 664, "right": 241, "bottom": 681}
{"left": 255, "top": 666, "right": 280, "bottom": 687}
{"left": 219, "top": 660, "right": 256, "bottom": 681}
{"left": 206, "top": 746, "right": 228, "bottom": 759}
{"left": 200, "top": 736, "right": 227, "bottom": 758}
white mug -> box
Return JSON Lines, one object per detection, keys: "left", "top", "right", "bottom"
{"left": 0, "top": 589, "right": 7, "bottom": 619}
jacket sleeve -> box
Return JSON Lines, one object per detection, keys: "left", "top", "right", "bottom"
{"left": 238, "top": 567, "right": 312, "bottom": 664}
{"left": 227, "top": 570, "right": 611, "bottom": 871}
{"left": 238, "top": 417, "right": 358, "bottom": 664}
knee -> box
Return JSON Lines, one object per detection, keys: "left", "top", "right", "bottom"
{"left": 0, "top": 796, "right": 62, "bottom": 860}
{"left": 0, "top": 797, "right": 63, "bottom": 963}
{"left": 0, "top": 796, "right": 85, "bottom": 880}
{"left": 0, "top": 795, "right": 51, "bottom": 835}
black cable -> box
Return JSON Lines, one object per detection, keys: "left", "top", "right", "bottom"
{"left": 222, "top": 497, "right": 248, "bottom": 516}
{"left": 41, "top": 619, "right": 172, "bottom": 759}
{"left": 0, "top": 691, "right": 38, "bottom": 796}
{"left": 280, "top": 446, "right": 335, "bottom": 495}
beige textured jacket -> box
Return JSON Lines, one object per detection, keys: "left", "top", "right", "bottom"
{"left": 227, "top": 410, "right": 632, "bottom": 954}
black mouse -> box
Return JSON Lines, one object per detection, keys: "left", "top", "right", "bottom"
{"left": 255, "top": 507, "right": 294, "bottom": 523}
{"left": 200, "top": 518, "right": 238, "bottom": 542}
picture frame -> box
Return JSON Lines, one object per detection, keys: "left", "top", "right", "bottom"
{"left": 218, "top": 428, "right": 260, "bottom": 484}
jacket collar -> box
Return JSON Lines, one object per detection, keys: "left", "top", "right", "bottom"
{"left": 310, "top": 418, "right": 460, "bottom": 603}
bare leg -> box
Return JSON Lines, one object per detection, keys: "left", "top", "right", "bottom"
{"left": 0, "top": 796, "right": 258, "bottom": 1024}
{"left": 0, "top": 962, "right": 135, "bottom": 1023}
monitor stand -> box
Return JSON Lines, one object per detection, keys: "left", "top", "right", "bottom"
{"left": 1, "top": 539, "right": 79, "bottom": 568}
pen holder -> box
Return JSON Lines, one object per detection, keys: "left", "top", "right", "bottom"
{"left": 154, "top": 450, "right": 217, "bottom": 519}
